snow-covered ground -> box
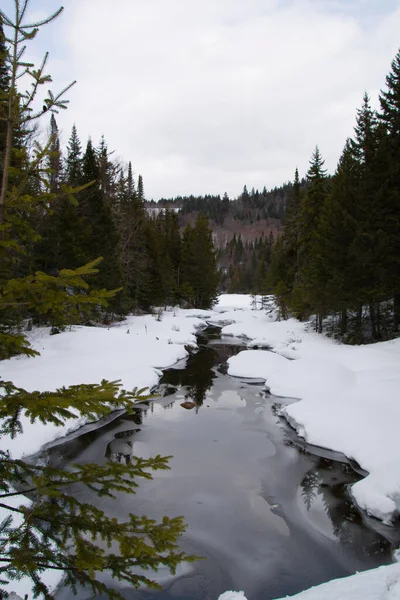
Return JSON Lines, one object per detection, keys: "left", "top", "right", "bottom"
{"left": 1, "top": 293, "right": 400, "bottom": 599}
{"left": 218, "top": 561, "right": 400, "bottom": 600}
{"left": 219, "top": 296, "right": 400, "bottom": 526}
{"left": 0, "top": 310, "right": 208, "bottom": 459}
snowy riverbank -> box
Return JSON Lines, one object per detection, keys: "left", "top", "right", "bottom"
{"left": 1, "top": 294, "right": 400, "bottom": 599}
{"left": 0, "top": 310, "right": 210, "bottom": 459}
{"left": 219, "top": 559, "right": 400, "bottom": 600}
{"left": 220, "top": 295, "right": 400, "bottom": 526}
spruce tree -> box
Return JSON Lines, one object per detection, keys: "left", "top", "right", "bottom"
{"left": 66, "top": 124, "right": 82, "bottom": 187}
{"left": 180, "top": 213, "right": 219, "bottom": 308}
{"left": 0, "top": 15, "right": 10, "bottom": 182}
{"left": 80, "top": 138, "right": 124, "bottom": 307}
{"left": 119, "top": 162, "right": 148, "bottom": 308}
{"left": 268, "top": 168, "right": 302, "bottom": 318}
{"left": 293, "top": 147, "right": 329, "bottom": 329}
{"left": 349, "top": 93, "right": 385, "bottom": 336}
{"left": 378, "top": 49, "right": 400, "bottom": 330}
{"left": 137, "top": 173, "right": 144, "bottom": 201}
{"left": 317, "top": 140, "right": 360, "bottom": 333}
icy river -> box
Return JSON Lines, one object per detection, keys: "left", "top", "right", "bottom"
{"left": 51, "top": 327, "right": 400, "bottom": 600}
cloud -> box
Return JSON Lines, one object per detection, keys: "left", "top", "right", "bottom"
{"left": 11, "top": 0, "right": 400, "bottom": 198}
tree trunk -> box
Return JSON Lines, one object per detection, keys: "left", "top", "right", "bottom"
{"left": 356, "top": 305, "right": 363, "bottom": 330}
{"left": 369, "top": 304, "right": 378, "bottom": 340}
{"left": 340, "top": 309, "right": 347, "bottom": 335}
{"left": 317, "top": 312, "right": 323, "bottom": 334}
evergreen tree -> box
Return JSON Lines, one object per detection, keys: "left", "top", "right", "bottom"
{"left": 317, "top": 140, "right": 360, "bottom": 333}
{"left": 378, "top": 49, "right": 400, "bottom": 330}
{"left": 127, "top": 160, "right": 136, "bottom": 198}
{"left": 119, "top": 162, "right": 148, "bottom": 308}
{"left": 293, "top": 147, "right": 329, "bottom": 329}
{"left": 0, "top": 15, "right": 10, "bottom": 182}
{"left": 137, "top": 173, "right": 144, "bottom": 201}
{"left": 66, "top": 124, "right": 82, "bottom": 187}
{"left": 80, "top": 138, "right": 124, "bottom": 307}
{"left": 48, "top": 113, "right": 63, "bottom": 191}
{"left": 348, "top": 93, "right": 384, "bottom": 337}
{"left": 268, "top": 169, "right": 302, "bottom": 318}
{"left": 180, "top": 213, "right": 219, "bottom": 308}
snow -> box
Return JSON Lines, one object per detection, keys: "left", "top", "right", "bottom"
{"left": 211, "top": 297, "right": 400, "bottom": 525}
{"left": 227, "top": 349, "right": 287, "bottom": 379}
{"left": 0, "top": 311, "right": 207, "bottom": 460}
{"left": 218, "top": 564, "right": 400, "bottom": 600}
{"left": 218, "top": 592, "right": 247, "bottom": 600}
{"left": 214, "top": 294, "right": 256, "bottom": 311}
{"left": 2, "top": 294, "right": 400, "bottom": 597}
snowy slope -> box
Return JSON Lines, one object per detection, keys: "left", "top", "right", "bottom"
{"left": 219, "top": 561, "right": 400, "bottom": 600}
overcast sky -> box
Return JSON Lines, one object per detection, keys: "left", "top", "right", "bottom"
{"left": 2, "top": 0, "right": 400, "bottom": 199}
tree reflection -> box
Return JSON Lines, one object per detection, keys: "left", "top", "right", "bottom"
{"left": 161, "top": 346, "right": 217, "bottom": 408}
{"left": 300, "top": 458, "right": 395, "bottom": 560}
{"left": 300, "top": 471, "right": 320, "bottom": 511}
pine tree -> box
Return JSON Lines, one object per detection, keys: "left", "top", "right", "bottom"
{"left": 48, "top": 113, "right": 63, "bottom": 191}
{"left": 119, "top": 162, "right": 148, "bottom": 308}
{"left": 127, "top": 160, "right": 136, "bottom": 198}
{"left": 293, "top": 147, "right": 329, "bottom": 329}
{"left": 66, "top": 124, "right": 82, "bottom": 187}
{"left": 80, "top": 138, "right": 124, "bottom": 306}
{"left": 137, "top": 173, "right": 144, "bottom": 201}
{"left": 0, "top": 15, "right": 10, "bottom": 182}
{"left": 349, "top": 93, "right": 385, "bottom": 337}
{"left": 317, "top": 140, "right": 360, "bottom": 333}
{"left": 378, "top": 49, "right": 400, "bottom": 330}
{"left": 180, "top": 213, "right": 219, "bottom": 308}
{"left": 268, "top": 169, "right": 302, "bottom": 318}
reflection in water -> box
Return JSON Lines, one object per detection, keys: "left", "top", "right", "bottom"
{"left": 301, "top": 471, "right": 320, "bottom": 511}
{"left": 161, "top": 342, "right": 243, "bottom": 408}
{"left": 299, "top": 457, "right": 397, "bottom": 558}
{"left": 105, "top": 429, "right": 141, "bottom": 464}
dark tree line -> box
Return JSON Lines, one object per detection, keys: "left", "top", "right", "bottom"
{"left": 269, "top": 49, "right": 400, "bottom": 342}
{"left": 153, "top": 179, "right": 309, "bottom": 227}
{"left": 2, "top": 109, "right": 220, "bottom": 323}
{"left": 218, "top": 233, "right": 275, "bottom": 294}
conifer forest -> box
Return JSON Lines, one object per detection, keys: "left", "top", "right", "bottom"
{"left": 0, "top": 0, "right": 400, "bottom": 598}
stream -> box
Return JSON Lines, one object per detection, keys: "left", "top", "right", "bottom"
{"left": 50, "top": 327, "right": 400, "bottom": 600}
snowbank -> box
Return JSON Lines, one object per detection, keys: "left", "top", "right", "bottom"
{"left": 214, "top": 294, "right": 256, "bottom": 311}
{"left": 218, "top": 562, "right": 400, "bottom": 600}
{"left": 218, "top": 297, "right": 400, "bottom": 524}
{"left": 0, "top": 310, "right": 207, "bottom": 460}
{"left": 227, "top": 349, "right": 288, "bottom": 379}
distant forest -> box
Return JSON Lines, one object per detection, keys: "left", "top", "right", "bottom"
{"left": 147, "top": 180, "right": 310, "bottom": 294}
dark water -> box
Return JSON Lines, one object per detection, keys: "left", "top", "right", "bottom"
{"left": 51, "top": 328, "right": 400, "bottom": 600}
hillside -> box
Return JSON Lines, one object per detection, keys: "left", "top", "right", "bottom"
{"left": 145, "top": 179, "right": 309, "bottom": 292}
